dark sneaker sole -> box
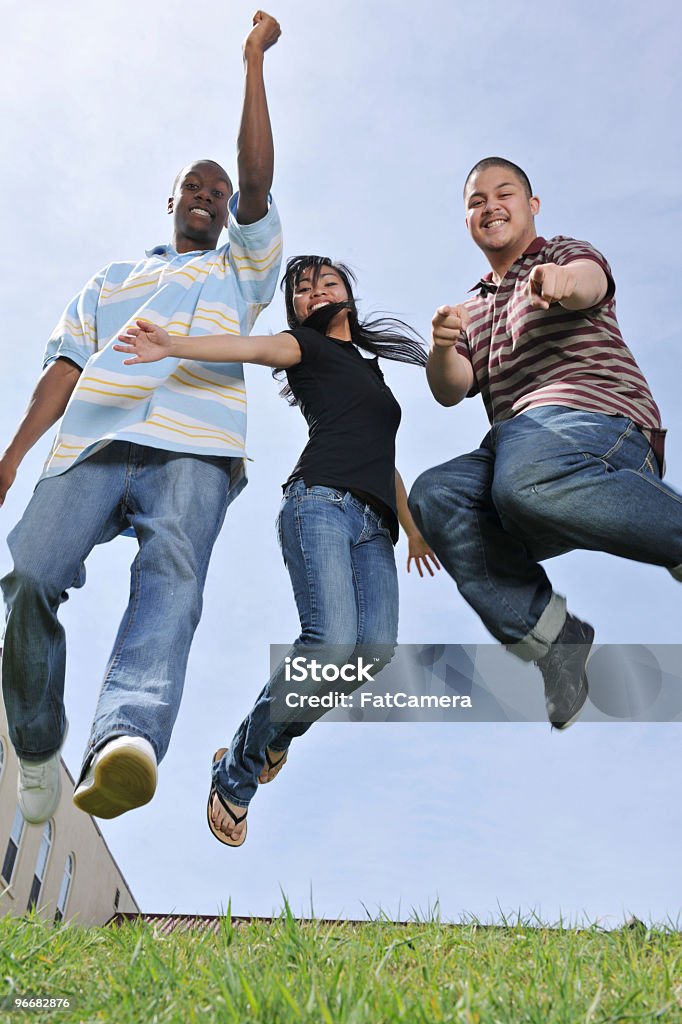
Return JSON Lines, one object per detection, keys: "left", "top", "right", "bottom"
{"left": 73, "top": 746, "right": 157, "bottom": 819}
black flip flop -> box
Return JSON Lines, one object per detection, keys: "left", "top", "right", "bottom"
{"left": 259, "top": 747, "right": 288, "bottom": 785}
{"left": 207, "top": 749, "right": 247, "bottom": 847}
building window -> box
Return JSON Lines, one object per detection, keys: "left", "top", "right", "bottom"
{"left": 27, "top": 821, "right": 53, "bottom": 912}
{"left": 114, "top": 888, "right": 120, "bottom": 910}
{"left": 2, "top": 806, "right": 25, "bottom": 885}
{"left": 54, "top": 854, "right": 74, "bottom": 923}
{"left": 0, "top": 737, "right": 5, "bottom": 785}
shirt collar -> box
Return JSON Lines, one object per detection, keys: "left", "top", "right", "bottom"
{"left": 469, "top": 236, "right": 547, "bottom": 297}
{"left": 144, "top": 242, "right": 217, "bottom": 259}
{"left": 146, "top": 193, "right": 263, "bottom": 257}
{"left": 145, "top": 243, "right": 176, "bottom": 259}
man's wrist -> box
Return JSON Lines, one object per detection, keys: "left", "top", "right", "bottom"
{"left": 242, "top": 46, "right": 265, "bottom": 68}
{"left": 429, "top": 341, "right": 458, "bottom": 358}
{"left": 2, "top": 445, "right": 24, "bottom": 470}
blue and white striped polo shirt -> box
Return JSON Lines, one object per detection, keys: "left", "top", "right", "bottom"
{"left": 41, "top": 196, "right": 282, "bottom": 485}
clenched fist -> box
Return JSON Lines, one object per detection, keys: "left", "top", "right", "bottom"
{"left": 432, "top": 304, "right": 471, "bottom": 349}
{"left": 243, "top": 10, "right": 281, "bottom": 57}
{"left": 526, "top": 263, "right": 577, "bottom": 310}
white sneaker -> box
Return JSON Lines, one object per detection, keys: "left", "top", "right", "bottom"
{"left": 72, "top": 736, "right": 157, "bottom": 819}
{"left": 17, "top": 723, "right": 68, "bottom": 825}
{"left": 18, "top": 754, "right": 62, "bottom": 824}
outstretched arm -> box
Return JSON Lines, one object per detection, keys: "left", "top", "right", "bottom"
{"left": 395, "top": 470, "right": 441, "bottom": 578}
{"left": 115, "top": 320, "right": 301, "bottom": 369}
{"left": 526, "top": 260, "right": 609, "bottom": 311}
{"left": 426, "top": 305, "right": 475, "bottom": 407}
{"left": 0, "top": 358, "right": 81, "bottom": 506}
{"left": 234, "top": 11, "right": 281, "bottom": 225}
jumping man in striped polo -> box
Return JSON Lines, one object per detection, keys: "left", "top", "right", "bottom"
{"left": 0, "top": 11, "right": 283, "bottom": 824}
{"left": 409, "top": 157, "right": 680, "bottom": 729}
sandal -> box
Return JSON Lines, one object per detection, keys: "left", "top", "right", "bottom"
{"left": 258, "top": 747, "right": 288, "bottom": 785}
{"left": 207, "top": 748, "right": 247, "bottom": 847}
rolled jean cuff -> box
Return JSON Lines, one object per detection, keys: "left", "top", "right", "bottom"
{"left": 213, "top": 776, "right": 250, "bottom": 811}
{"left": 505, "top": 591, "right": 567, "bottom": 662}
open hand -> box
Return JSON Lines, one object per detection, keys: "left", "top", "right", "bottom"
{"left": 114, "top": 320, "right": 174, "bottom": 365}
{"left": 407, "top": 534, "right": 441, "bottom": 578}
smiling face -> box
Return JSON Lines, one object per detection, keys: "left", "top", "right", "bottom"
{"left": 292, "top": 265, "right": 351, "bottom": 323}
{"left": 464, "top": 165, "right": 540, "bottom": 272}
{"left": 168, "top": 160, "right": 233, "bottom": 253}
{"left": 282, "top": 256, "right": 357, "bottom": 341}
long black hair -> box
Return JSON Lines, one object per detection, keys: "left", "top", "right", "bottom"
{"left": 284, "top": 255, "right": 426, "bottom": 362}
{"left": 274, "top": 255, "right": 426, "bottom": 403}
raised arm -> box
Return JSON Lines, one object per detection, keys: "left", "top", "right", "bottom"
{"left": 115, "top": 320, "right": 301, "bottom": 369}
{"left": 426, "top": 305, "right": 475, "bottom": 407}
{"left": 234, "top": 11, "right": 281, "bottom": 225}
{"left": 395, "top": 470, "right": 441, "bottom": 578}
{"left": 0, "top": 358, "right": 81, "bottom": 506}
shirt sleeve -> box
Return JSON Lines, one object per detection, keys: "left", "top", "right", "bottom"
{"left": 227, "top": 194, "right": 283, "bottom": 333}
{"left": 546, "top": 236, "right": 616, "bottom": 304}
{"left": 282, "top": 327, "right": 322, "bottom": 364}
{"left": 43, "top": 268, "right": 106, "bottom": 370}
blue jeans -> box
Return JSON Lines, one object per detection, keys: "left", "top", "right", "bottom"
{"left": 213, "top": 481, "right": 399, "bottom": 807}
{"left": 409, "top": 407, "right": 682, "bottom": 660}
{"left": 1, "top": 442, "right": 234, "bottom": 770}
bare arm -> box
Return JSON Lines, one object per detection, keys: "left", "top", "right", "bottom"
{"left": 0, "top": 358, "right": 81, "bottom": 505}
{"left": 115, "top": 320, "right": 301, "bottom": 369}
{"left": 426, "top": 305, "right": 475, "bottom": 407}
{"left": 526, "top": 260, "right": 609, "bottom": 311}
{"left": 234, "top": 11, "right": 281, "bottom": 225}
{"left": 395, "top": 469, "right": 441, "bottom": 578}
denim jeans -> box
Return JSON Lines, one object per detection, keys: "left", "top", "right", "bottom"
{"left": 1, "top": 442, "right": 234, "bottom": 771}
{"left": 409, "top": 406, "right": 682, "bottom": 660}
{"left": 213, "top": 481, "right": 399, "bottom": 807}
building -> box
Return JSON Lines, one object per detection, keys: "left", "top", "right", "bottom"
{"left": 0, "top": 693, "right": 139, "bottom": 925}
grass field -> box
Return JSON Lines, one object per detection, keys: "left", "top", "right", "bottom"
{"left": 1, "top": 909, "right": 681, "bottom": 1023}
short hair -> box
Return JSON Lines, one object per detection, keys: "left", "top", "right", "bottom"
{"left": 171, "top": 160, "right": 232, "bottom": 195}
{"left": 463, "top": 157, "right": 533, "bottom": 199}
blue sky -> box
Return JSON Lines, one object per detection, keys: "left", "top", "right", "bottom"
{"left": 1, "top": 0, "right": 681, "bottom": 924}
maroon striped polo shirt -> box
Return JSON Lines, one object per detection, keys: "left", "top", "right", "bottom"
{"left": 457, "top": 236, "right": 663, "bottom": 446}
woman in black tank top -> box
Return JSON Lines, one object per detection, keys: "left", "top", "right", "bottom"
{"left": 115, "top": 255, "right": 440, "bottom": 846}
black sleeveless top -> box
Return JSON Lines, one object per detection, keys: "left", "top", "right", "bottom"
{"left": 282, "top": 326, "right": 401, "bottom": 542}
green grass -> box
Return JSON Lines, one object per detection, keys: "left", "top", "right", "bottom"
{"left": 1, "top": 908, "right": 681, "bottom": 1023}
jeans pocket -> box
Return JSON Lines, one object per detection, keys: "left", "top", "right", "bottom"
{"left": 597, "top": 419, "right": 655, "bottom": 474}
{"left": 377, "top": 521, "right": 394, "bottom": 541}
{"left": 636, "top": 447, "right": 658, "bottom": 476}
{"left": 597, "top": 417, "right": 635, "bottom": 462}
{"left": 367, "top": 508, "right": 392, "bottom": 540}
{"left": 301, "top": 485, "right": 345, "bottom": 504}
